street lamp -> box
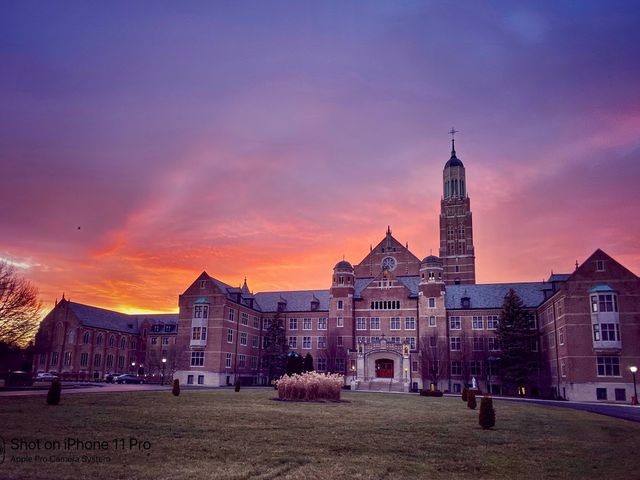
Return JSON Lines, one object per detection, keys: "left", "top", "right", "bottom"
{"left": 351, "top": 364, "right": 356, "bottom": 380}
{"left": 131, "top": 361, "right": 136, "bottom": 374}
{"left": 631, "top": 366, "right": 638, "bottom": 405}
{"left": 404, "top": 367, "right": 408, "bottom": 382}
{"left": 162, "top": 358, "right": 167, "bottom": 386}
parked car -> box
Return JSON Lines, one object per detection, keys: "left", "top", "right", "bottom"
{"left": 114, "top": 374, "right": 145, "bottom": 384}
{"left": 34, "top": 372, "right": 58, "bottom": 382}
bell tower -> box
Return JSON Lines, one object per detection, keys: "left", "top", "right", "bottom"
{"left": 439, "top": 130, "right": 476, "bottom": 284}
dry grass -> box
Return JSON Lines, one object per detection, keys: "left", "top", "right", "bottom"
{"left": 1, "top": 389, "right": 639, "bottom": 479}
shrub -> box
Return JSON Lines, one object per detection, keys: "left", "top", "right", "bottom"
{"left": 467, "top": 390, "right": 477, "bottom": 410}
{"left": 46, "top": 378, "right": 61, "bottom": 405}
{"left": 275, "top": 371, "right": 344, "bottom": 402}
{"left": 172, "top": 379, "right": 180, "bottom": 396}
{"left": 461, "top": 387, "right": 468, "bottom": 402}
{"left": 420, "top": 389, "right": 443, "bottom": 397}
{"left": 234, "top": 380, "right": 241, "bottom": 392}
{"left": 479, "top": 396, "right": 496, "bottom": 429}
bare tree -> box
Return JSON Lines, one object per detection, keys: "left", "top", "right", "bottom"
{"left": 0, "top": 261, "right": 41, "bottom": 346}
{"left": 324, "top": 329, "right": 347, "bottom": 373}
{"left": 419, "top": 334, "right": 448, "bottom": 390}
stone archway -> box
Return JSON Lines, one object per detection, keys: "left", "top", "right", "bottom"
{"left": 375, "top": 358, "right": 394, "bottom": 378}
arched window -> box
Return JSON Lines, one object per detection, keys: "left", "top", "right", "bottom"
{"left": 83, "top": 332, "right": 90, "bottom": 344}
{"left": 68, "top": 330, "right": 75, "bottom": 344}
{"left": 461, "top": 179, "right": 465, "bottom": 197}
{"left": 109, "top": 335, "right": 115, "bottom": 347}
{"left": 120, "top": 337, "right": 126, "bottom": 349}
{"left": 96, "top": 333, "right": 103, "bottom": 346}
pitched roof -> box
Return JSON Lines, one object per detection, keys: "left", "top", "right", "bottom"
{"left": 444, "top": 282, "right": 549, "bottom": 309}
{"left": 548, "top": 273, "right": 571, "bottom": 283}
{"left": 254, "top": 290, "right": 330, "bottom": 312}
{"left": 66, "top": 302, "right": 177, "bottom": 334}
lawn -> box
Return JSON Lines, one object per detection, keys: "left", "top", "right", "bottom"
{"left": 1, "top": 389, "right": 639, "bottom": 479}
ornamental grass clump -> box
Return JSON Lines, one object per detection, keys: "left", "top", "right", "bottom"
{"left": 479, "top": 396, "right": 496, "bottom": 429}
{"left": 275, "top": 371, "right": 344, "bottom": 402}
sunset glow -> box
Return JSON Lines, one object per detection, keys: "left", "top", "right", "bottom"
{"left": 1, "top": 1, "right": 639, "bottom": 317}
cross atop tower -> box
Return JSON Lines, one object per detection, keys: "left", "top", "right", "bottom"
{"left": 448, "top": 127, "right": 459, "bottom": 155}
{"left": 448, "top": 127, "right": 458, "bottom": 139}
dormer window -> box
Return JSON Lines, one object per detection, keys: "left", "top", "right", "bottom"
{"left": 311, "top": 301, "right": 319, "bottom": 311}
{"left": 461, "top": 297, "right": 470, "bottom": 309}
{"left": 277, "top": 301, "right": 286, "bottom": 312}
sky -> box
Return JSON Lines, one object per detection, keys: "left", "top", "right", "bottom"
{"left": 1, "top": 0, "right": 639, "bottom": 315}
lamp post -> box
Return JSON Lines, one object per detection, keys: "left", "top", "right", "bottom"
{"left": 631, "top": 366, "right": 638, "bottom": 405}
{"left": 131, "top": 361, "right": 136, "bottom": 374}
{"left": 351, "top": 364, "right": 356, "bottom": 380}
{"left": 162, "top": 358, "right": 167, "bottom": 386}
{"left": 404, "top": 367, "right": 408, "bottom": 382}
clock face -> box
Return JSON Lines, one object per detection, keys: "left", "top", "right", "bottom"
{"left": 381, "top": 256, "right": 397, "bottom": 271}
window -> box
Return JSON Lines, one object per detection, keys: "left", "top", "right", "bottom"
{"left": 412, "top": 361, "right": 418, "bottom": 372}
{"left": 118, "top": 356, "right": 124, "bottom": 368}
{"left": 83, "top": 332, "right": 90, "bottom": 344}
{"left": 615, "top": 388, "right": 626, "bottom": 401}
{"left": 596, "top": 260, "right": 604, "bottom": 271}
{"left": 64, "top": 351, "right": 72, "bottom": 366}
{"left": 487, "top": 316, "right": 499, "bottom": 329}
{"left": 106, "top": 354, "right": 113, "bottom": 368}
{"left": 404, "top": 317, "right": 416, "bottom": 330}
{"left": 252, "top": 335, "right": 259, "bottom": 348}
{"left": 80, "top": 352, "right": 88, "bottom": 367}
{"left": 200, "top": 280, "right": 207, "bottom": 289}
{"left": 96, "top": 334, "right": 103, "bottom": 345}
{"left": 488, "top": 337, "right": 499, "bottom": 351}
{"left": 428, "top": 298, "right": 436, "bottom": 308}
{"left": 318, "top": 318, "right": 327, "bottom": 330}
{"left": 335, "top": 359, "right": 345, "bottom": 372}
{"left": 251, "top": 356, "right": 258, "bottom": 369}
{"left": 303, "top": 336, "right": 311, "bottom": 349}
{"left": 228, "top": 308, "right": 236, "bottom": 322}
{"left": 131, "top": 339, "right": 136, "bottom": 349}
{"left": 449, "top": 317, "right": 461, "bottom": 330}
{"left": 187, "top": 375, "right": 194, "bottom": 385}
{"left": 561, "top": 360, "right": 567, "bottom": 377}
{"left": 240, "top": 332, "right": 248, "bottom": 346}
{"left": 356, "top": 317, "right": 367, "bottom": 330}
{"left": 94, "top": 353, "right": 101, "bottom": 367}
{"left": 227, "top": 329, "right": 233, "bottom": 343}
{"left": 198, "top": 375, "right": 205, "bottom": 385}
{"left": 470, "top": 361, "right": 482, "bottom": 376}
{"left": 596, "top": 388, "right": 607, "bottom": 400}
{"left": 191, "top": 352, "right": 204, "bottom": 367}
{"left": 559, "top": 328, "right": 564, "bottom": 345}
{"left": 390, "top": 336, "right": 401, "bottom": 344}
{"left": 303, "top": 318, "right": 312, "bottom": 330}
{"left": 239, "top": 354, "right": 246, "bottom": 368}
{"left": 593, "top": 324, "right": 600, "bottom": 341}
{"left": 472, "top": 316, "right": 483, "bottom": 329}
{"left": 451, "top": 361, "right": 462, "bottom": 376}
{"left": 337, "top": 317, "right": 344, "bottom": 327}
{"left": 253, "top": 316, "right": 260, "bottom": 329}
{"left": 225, "top": 353, "right": 232, "bottom": 368}
{"left": 120, "top": 337, "right": 126, "bottom": 349}
{"left": 317, "top": 358, "right": 327, "bottom": 372}
{"left": 450, "top": 337, "right": 461, "bottom": 351}
{"left": 289, "top": 318, "right": 298, "bottom": 330}
{"left": 192, "top": 327, "right": 207, "bottom": 341}
{"left": 151, "top": 337, "right": 158, "bottom": 345}
{"left": 597, "top": 357, "right": 620, "bottom": 376}
{"left": 337, "top": 336, "right": 344, "bottom": 346}
{"left": 429, "top": 316, "right": 436, "bottom": 327}
{"left": 162, "top": 337, "right": 169, "bottom": 345}
{"left": 390, "top": 317, "right": 401, "bottom": 330}
{"left": 593, "top": 294, "right": 617, "bottom": 312}
{"left": 318, "top": 336, "right": 326, "bottom": 349}
{"left": 527, "top": 314, "right": 537, "bottom": 330}
{"left": 405, "top": 337, "right": 416, "bottom": 349}
{"left": 194, "top": 305, "right": 209, "bottom": 319}
{"left": 473, "top": 337, "right": 484, "bottom": 351}
{"left": 289, "top": 336, "right": 297, "bottom": 348}
{"left": 337, "top": 300, "right": 343, "bottom": 310}
{"left": 263, "top": 318, "right": 270, "bottom": 330}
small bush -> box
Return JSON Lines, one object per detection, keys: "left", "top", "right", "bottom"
{"left": 46, "top": 379, "right": 61, "bottom": 405}
{"left": 467, "top": 390, "right": 477, "bottom": 410}
{"left": 172, "top": 379, "right": 180, "bottom": 396}
{"left": 479, "top": 396, "right": 496, "bottom": 429}
{"left": 420, "top": 389, "right": 443, "bottom": 397}
{"left": 234, "top": 380, "right": 241, "bottom": 392}
{"left": 461, "top": 387, "right": 468, "bottom": 402}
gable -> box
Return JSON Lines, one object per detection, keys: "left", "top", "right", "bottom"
{"left": 354, "top": 230, "right": 421, "bottom": 278}
{"left": 570, "top": 249, "right": 639, "bottom": 282}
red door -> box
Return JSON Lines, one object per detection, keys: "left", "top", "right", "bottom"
{"left": 375, "top": 359, "right": 394, "bottom": 378}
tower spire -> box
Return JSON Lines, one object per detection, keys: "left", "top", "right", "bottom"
{"left": 448, "top": 127, "right": 458, "bottom": 156}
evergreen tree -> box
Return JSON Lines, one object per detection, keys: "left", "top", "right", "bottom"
{"left": 46, "top": 378, "right": 61, "bottom": 405}
{"left": 496, "top": 289, "right": 540, "bottom": 394}
{"left": 303, "top": 353, "right": 314, "bottom": 372}
{"left": 479, "top": 396, "right": 496, "bottom": 429}
{"left": 172, "top": 379, "right": 180, "bottom": 396}
{"left": 285, "top": 351, "right": 304, "bottom": 376}
{"left": 262, "top": 313, "right": 288, "bottom": 382}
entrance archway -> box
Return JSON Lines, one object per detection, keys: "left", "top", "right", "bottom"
{"left": 375, "top": 358, "right": 394, "bottom": 378}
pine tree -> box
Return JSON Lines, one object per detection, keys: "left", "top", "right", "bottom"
{"left": 496, "top": 289, "right": 540, "bottom": 395}
{"left": 303, "top": 353, "right": 314, "bottom": 372}
{"left": 286, "top": 351, "right": 304, "bottom": 376}
{"left": 262, "top": 313, "right": 288, "bottom": 382}
{"left": 479, "top": 396, "right": 496, "bottom": 429}
{"left": 461, "top": 387, "right": 468, "bottom": 402}
{"left": 467, "top": 390, "right": 477, "bottom": 410}
{"left": 46, "top": 378, "right": 61, "bottom": 405}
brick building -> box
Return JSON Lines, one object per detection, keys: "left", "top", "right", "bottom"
{"left": 33, "top": 141, "right": 640, "bottom": 401}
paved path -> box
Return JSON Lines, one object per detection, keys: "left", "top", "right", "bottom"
{"left": 0, "top": 383, "right": 170, "bottom": 397}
